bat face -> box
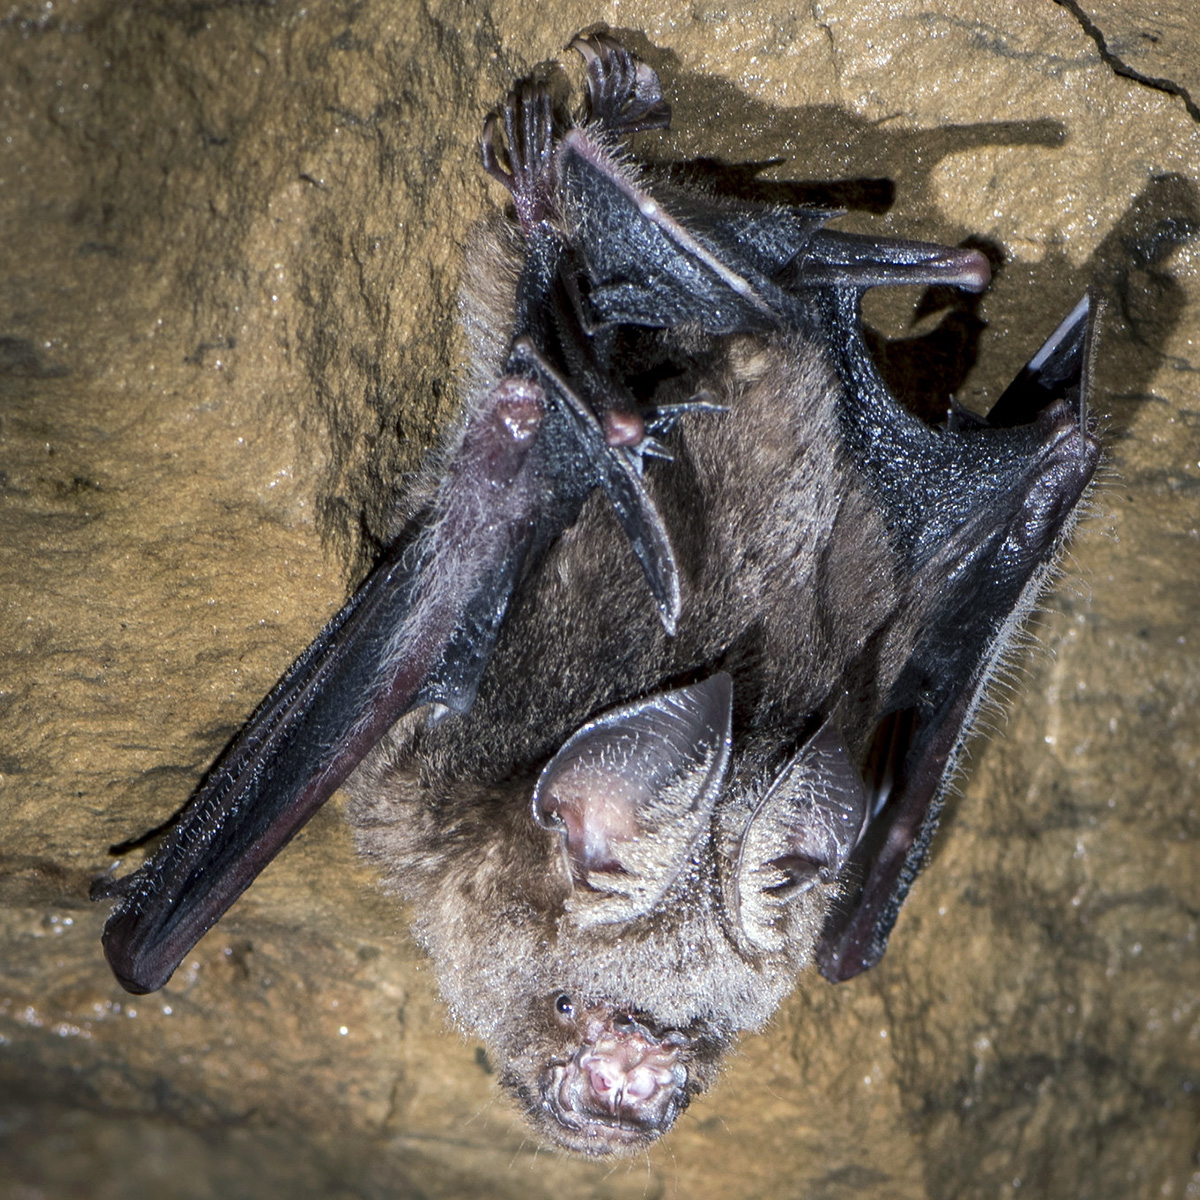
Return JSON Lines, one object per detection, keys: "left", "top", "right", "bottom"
{"left": 98, "top": 35, "right": 1100, "bottom": 1157}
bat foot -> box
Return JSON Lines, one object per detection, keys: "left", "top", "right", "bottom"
{"left": 481, "top": 81, "right": 557, "bottom": 230}
{"left": 571, "top": 33, "right": 671, "bottom": 135}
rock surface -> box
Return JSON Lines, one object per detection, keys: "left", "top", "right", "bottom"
{"left": 1, "top": 2, "right": 1197, "bottom": 1197}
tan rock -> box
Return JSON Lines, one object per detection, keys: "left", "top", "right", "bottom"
{"left": 1, "top": 2, "right": 1196, "bottom": 1196}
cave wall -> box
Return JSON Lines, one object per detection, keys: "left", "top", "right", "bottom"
{"left": 1, "top": 2, "right": 1197, "bottom": 1197}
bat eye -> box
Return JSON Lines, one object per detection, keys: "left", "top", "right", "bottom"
{"left": 554, "top": 993, "right": 575, "bottom": 1020}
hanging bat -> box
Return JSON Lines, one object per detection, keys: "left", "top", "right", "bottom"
{"left": 97, "top": 35, "right": 1101, "bottom": 1156}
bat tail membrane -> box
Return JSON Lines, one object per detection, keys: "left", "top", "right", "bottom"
{"left": 816, "top": 293, "right": 1101, "bottom": 982}
{"left": 99, "top": 377, "right": 549, "bottom": 994}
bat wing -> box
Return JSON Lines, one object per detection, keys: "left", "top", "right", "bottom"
{"left": 815, "top": 293, "right": 1102, "bottom": 981}
{"left": 98, "top": 372, "right": 560, "bottom": 993}
{"left": 98, "top": 44, "right": 707, "bottom": 994}
{"left": 556, "top": 132, "right": 989, "bottom": 335}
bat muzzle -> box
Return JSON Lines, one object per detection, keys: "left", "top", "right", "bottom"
{"left": 540, "top": 1016, "right": 691, "bottom": 1154}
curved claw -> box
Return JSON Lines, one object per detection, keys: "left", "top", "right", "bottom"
{"left": 646, "top": 393, "right": 730, "bottom": 438}
{"left": 481, "top": 111, "right": 514, "bottom": 190}
{"left": 635, "top": 437, "right": 674, "bottom": 463}
{"left": 481, "top": 83, "right": 558, "bottom": 231}
{"left": 571, "top": 33, "right": 672, "bottom": 134}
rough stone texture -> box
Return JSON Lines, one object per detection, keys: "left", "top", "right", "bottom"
{"left": 1, "top": 1, "right": 1196, "bottom": 1197}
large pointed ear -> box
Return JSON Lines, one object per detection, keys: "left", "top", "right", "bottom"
{"left": 732, "top": 717, "right": 868, "bottom": 952}
{"left": 532, "top": 673, "right": 733, "bottom": 927}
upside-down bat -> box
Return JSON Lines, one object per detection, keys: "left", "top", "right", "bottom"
{"left": 97, "top": 35, "right": 1100, "bottom": 1155}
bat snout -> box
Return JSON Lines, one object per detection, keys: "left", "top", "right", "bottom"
{"left": 539, "top": 1017, "right": 691, "bottom": 1154}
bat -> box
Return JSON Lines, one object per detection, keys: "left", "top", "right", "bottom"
{"left": 97, "top": 34, "right": 1101, "bottom": 1156}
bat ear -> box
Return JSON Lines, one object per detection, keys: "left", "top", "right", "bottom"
{"left": 532, "top": 673, "right": 733, "bottom": 926}
{"left": 731, "top": 716, "right": 869, "bottom": 952}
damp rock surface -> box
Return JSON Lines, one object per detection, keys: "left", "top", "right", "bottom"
{"left": 1, "top": 2, "right": 1197, "bottom": 1198}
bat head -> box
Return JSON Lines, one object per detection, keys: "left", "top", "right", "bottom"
{"left": 355, "top": 671, "right": 868, "bottom": 1153}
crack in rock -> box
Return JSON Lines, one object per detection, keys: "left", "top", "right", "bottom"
{"left": 1054, "top": 0, "right": 1200, "bottom": 123}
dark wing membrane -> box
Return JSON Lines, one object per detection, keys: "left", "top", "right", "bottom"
{"left": 557, "top": 130, "right": 803, "bottom": 332}
{"left": 816, "top": 294, "right": 1101, "bottom": 982}
{"left": 100, "top": 380, "right": 549, "bottom": 994}
{"left": 795, "top": 229, "right": 991, "bottom": 293}
{"left": 556, "top": 130, "right": 989, "bottom": 336}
